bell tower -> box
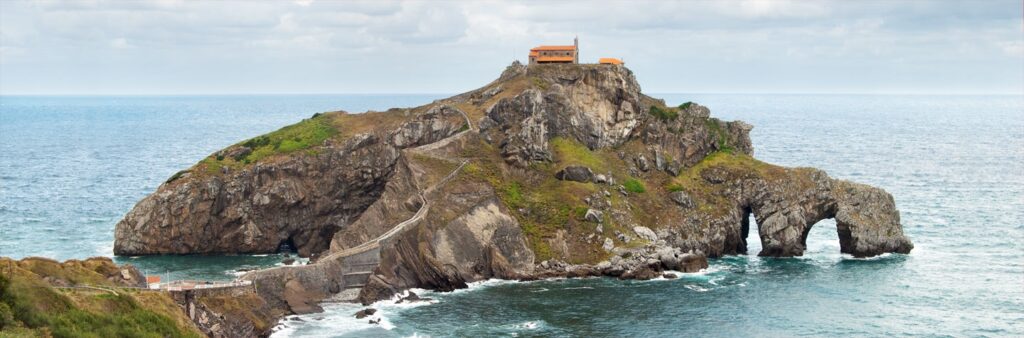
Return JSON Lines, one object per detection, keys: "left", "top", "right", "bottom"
{"left": 573, "top": 36, "right": 579, "bottom": 64}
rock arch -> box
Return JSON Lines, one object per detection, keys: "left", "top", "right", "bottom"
{"left": 733, "top": 169, "right": 913, "bottom": 258}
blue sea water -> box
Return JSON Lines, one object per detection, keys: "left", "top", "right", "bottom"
{"left": 1, "top": 94, "right": 1022, "bottom": 336}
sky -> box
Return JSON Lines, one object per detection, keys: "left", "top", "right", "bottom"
{"left": 0, "top": 0, "right": 1021, "bottom": 95}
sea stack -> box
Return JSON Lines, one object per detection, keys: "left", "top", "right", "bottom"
{"left": 113, "top": 61, "right": 912, "bottom": 317}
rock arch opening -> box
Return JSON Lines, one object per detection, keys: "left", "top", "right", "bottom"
{"left": 737, "top": 206, "right": 757, "bottom": 254}
{"left": 739, "top": 204, "right": 858, "bottom": 257}
{"left": 277, "top": 236, "right": 298, "bottom": 254}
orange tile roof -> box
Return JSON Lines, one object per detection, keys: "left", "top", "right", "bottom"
{"left": 531, "top": 45, "right": 576, "bottom": 51}
{"left": 536, "top": 56, "right": 575, "bottom": 62}
{"left": 146, "top": 276, "right": 161, "bottom": 283}
{"left": 599, "top": 58, "right": 623, "bottom": 65}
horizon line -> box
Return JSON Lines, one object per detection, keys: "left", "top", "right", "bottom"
{"left": 2, "top": 91, "right": 1021, "bottom": 97}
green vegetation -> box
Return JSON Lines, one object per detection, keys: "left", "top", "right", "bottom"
{"left": 531, "top": 77, "right": 549, "bottom": 90}
{"left": 235, "top": 114, "right": 337, "bottom": 163}
{"left": 623, "top": 178, "right": 646, "bottom": 193}
{"left": 666, "top": 183, "right": 685, "bottom": 192}
{"left": 501, "top": 182, "right": 524, "bottom": 206}
{"left": 550, "top": 137, "right": 606, "bottom": 171}
{"left": 679, "top": 101, "right": 693, "bottom": 110}
{"left": 165, "top": 170, "right": 188, "bottom": 184}
{"left": 704, "top": 118, "right": 734, "bottom": 153}
{"left": 458, "top": 123, "right": 470, "bottom": 132}
{"left": 0, "top": 258, "right": 202, "bottom": 338}
{"left": 648, "top": 105, "right": 679, "bottom": 121}
{"left": 459, "top": 141, "right": 604, "bottom": 263}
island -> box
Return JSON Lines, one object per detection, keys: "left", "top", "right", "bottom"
{"left": 1, "top": 62, "right": 913, "bottom": 337}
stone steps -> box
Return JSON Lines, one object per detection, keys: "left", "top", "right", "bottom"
{"left": 342, "top": 270, "right": 373, "bottom": 288}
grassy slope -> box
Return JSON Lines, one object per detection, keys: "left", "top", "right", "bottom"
{"left": 0, "top": 258, "right": 202, "bottom": 338}
{"left": 186, "top": 109, "right": 414, "bottom": 180}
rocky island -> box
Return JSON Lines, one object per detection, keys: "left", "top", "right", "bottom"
{"left": 105, "top": 62, "right": 912, "bottom": 336}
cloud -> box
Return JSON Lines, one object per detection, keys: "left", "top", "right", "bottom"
{"left": 0, "top": 0, "right": 1020, "bottom": 94}
{"left": 109, "top": 37, "right": 130, "bottom": 49}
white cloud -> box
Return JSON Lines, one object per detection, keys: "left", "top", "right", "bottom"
{"left": 0, "top": 0, "right": 1020, "bottom": 94}
{"left": 109, "top": 37, "right": 130, "bottom": 49}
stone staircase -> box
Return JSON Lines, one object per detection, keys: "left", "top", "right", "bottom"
{"left": 341, "top": 263, "right": 377, "bottom": 288}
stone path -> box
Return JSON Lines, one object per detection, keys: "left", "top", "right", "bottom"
{"left": 324, "top": 107, "right": 474, "bottom": 290}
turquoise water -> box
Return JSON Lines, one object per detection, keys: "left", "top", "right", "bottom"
{"left": 0, "top": 95, "right": 439, "bottom": 278}
{"left": 1, "top": 94, "right": 1022, "bottom": 336}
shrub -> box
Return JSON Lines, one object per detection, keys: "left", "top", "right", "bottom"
{"left": 704, "top": 118, "right": 736, "bottom": 154}
{"left": 0, "top": 301, "right": 13, "bottom": 329}
{"left": 574, "top": 206, "right": 589, "bottom": 219}
{"left": 624, "top": 179, "right": 646, "bottom": 193}
{"left": 165, "top": 170, "right": 189, "bottom": 184}
{"left": 679, "top": 101, "right": 693, "bottom": 110}
{"left": 502, "top": 182, "right": 523, "bottom": 207}
{"left": 648, "top": 105, "right": 678, "bottom": 121}
{"left": 233, "top": 115, "right": 337, "bottom": 163}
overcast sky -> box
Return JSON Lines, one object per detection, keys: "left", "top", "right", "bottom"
{"left": 1, "top": 0, "right": 1021, "bottom": 95}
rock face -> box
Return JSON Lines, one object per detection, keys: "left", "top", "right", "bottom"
{"left": 113, "top": 136, "right": 399, "bottom": 257}
{"left": 358, "top": 187, "right": 535, "bottom": 304}
{"left": 113, "top": 105, "right": 466, "bottom": 257}
{"left": 112, "top": 62, "right": 913, "bottom": 332}
{"left": 480, "top": 65, "right": 645, "bottom": 167}
{"left": 660, "top": 164, "right": 914, "bottom": 258}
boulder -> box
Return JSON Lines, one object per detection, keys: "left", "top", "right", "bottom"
{"left": 637, "top": 155, "right": 650, "bottom": 172}
{"left": 668, "top": 191, "right": 695, "bottom": 209}
{"left": 633, "top": 226, "right": 658, "bottom": 241}
{"left": 584, "top": 209, "right": 604, "bottom": 223}
{"left": 395, "top": 291, "right": 432, "bottom": 304}
{"left": 678, "top": 253, "right": 709, "bottom": 273}
{"left": 354, "top": 308, "right": 377, "bottom": 319}
{"left": 602, "top": 238, "right": 614, "bottom": 251}
{"left": 555, "top": 166, "right": 594, "bottom": 183}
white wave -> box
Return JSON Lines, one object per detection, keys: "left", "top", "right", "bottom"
{"left": 270, "top": 302, "right": 392, "bottom": 338}
{"left": 844, "top": 252, "right": 894, "bottom": 261}
{"left": 95, "top": 242, "right": 114, "bottom": 257}
{"left": 507, "top": 320, "right": 543, "bottom": 330}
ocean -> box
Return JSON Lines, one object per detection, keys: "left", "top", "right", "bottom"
{"left": 1, "top": 94, "right": 1021, "bottom": 337}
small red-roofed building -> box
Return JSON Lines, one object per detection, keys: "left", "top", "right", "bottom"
{"left": 529, "top": 37, "right": 579, "bottom": 64}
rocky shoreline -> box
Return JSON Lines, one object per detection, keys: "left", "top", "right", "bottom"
{"left": 109, "top": 62, "right": 913, "bottom": 337}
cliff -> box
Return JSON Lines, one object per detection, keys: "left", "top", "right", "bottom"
{"left": 113, "top": 62, "right": 913, "bottom": 335}
{"left": 0, "top": 257, "right": 203, "bottom": 337}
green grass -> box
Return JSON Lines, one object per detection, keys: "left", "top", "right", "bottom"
{"left": 648, "top": 105, "right": 679, "bottom": 121}
{"left": 0, "top": 260, "right": 202, "bottom": 338}
{"left": 192, "top": 113, "right": 339, "bottom": 176}
{"left": 678, "top": 101, "right": 693, "bottom": 110}
{"left": 623, "top": 178, "right": 646, "bottom": 193}
{"left": 165, "top": 170, "right": 188, "bottom": 184}
{"left": 238, "top": 114, "right": 337, "bottom": 163}
{"left": 550, "top": 137, "right": 606, "bottom": 171}
{"left": 501, "top": 182, "right": 524, "bottom": 206}
{"left": 704, "top": 118, "right": 735, "bottom": 153}
{"left": 666, "top": 183, "right": 685, "bottom": 192}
